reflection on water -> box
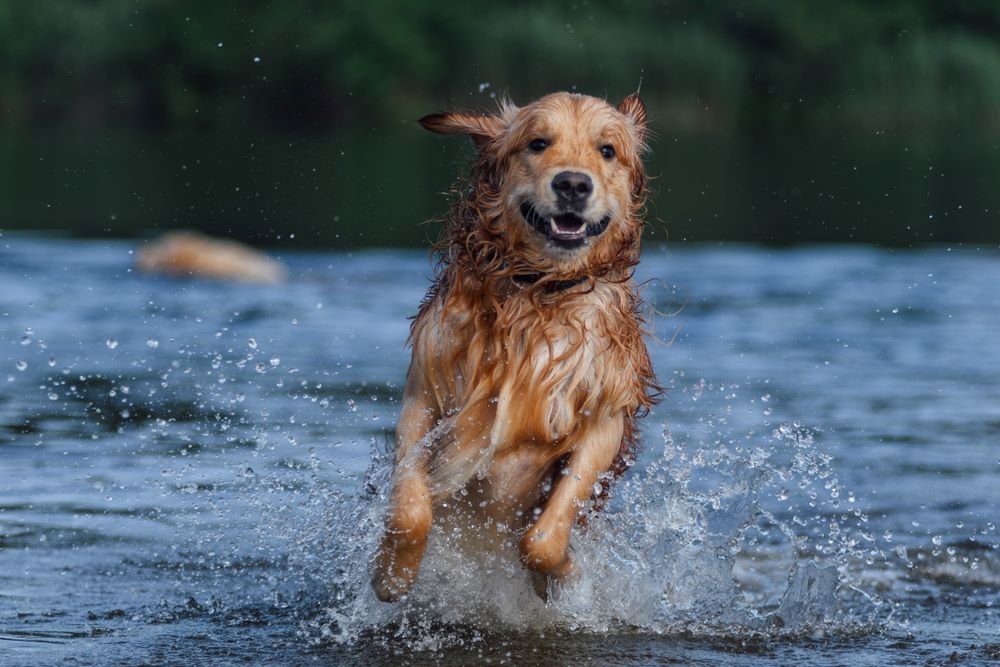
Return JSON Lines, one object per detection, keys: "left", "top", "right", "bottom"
{"left": 3, "top": 128, "right": 1000, "bottom": 247}
{"left": 0, "top": 237, "right": 998, "bottom": 664}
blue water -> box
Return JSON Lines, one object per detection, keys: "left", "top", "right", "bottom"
{"left": 1, "top": 235, "right": 998, "bottom": 665}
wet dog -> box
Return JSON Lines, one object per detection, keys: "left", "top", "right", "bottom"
{"left": 372, "top": 92, "right": 658, "bottom": 602}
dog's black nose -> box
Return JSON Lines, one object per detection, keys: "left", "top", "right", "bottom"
{"left": 551, "top": 171, "right": 593, "bottom": 204}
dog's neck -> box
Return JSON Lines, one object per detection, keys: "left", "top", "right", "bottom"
{"left": 511, "top": 272, "right": 589, "bottom": 294}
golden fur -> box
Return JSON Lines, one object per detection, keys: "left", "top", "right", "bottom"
{"left": 136, "top": 231, "right": 286, "bottom": 283}
{"left": 372, "top": 92, "right": 659, "bottom": 602}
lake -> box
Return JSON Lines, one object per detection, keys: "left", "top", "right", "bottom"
{"left": 1, "top": 236, "right": 998, "bottom": 665}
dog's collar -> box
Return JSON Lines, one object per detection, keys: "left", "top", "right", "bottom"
{"left": 512, "top": 272, "right": 590, "bottom": 293}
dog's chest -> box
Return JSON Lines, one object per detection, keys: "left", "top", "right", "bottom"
{"left": 443, "top": 295, "right": 608, "bottom": 443}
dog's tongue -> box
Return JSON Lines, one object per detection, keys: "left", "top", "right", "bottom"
{"left": 551, "top": 213, "right": 585, "bottom": 234}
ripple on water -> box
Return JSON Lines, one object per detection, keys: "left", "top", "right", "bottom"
{"left": 1, "top": 243, "right": 998, "bottom": 664}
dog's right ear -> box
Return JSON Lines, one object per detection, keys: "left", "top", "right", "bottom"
{"left": 419, "top": 111, "right": 504, "bottom": 149}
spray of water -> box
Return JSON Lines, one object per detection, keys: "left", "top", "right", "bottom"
{"left": 280, "top": 379, "right": 887, "bottom": 650}
{"left": 34, "top": 320, "right": 885, "bottom": 647}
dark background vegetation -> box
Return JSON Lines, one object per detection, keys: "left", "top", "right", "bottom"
{"left": 2, "top": 0, "right": 1000, "bottom": 247}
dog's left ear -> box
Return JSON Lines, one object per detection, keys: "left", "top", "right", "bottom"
{"left": 419, "top": 111, "right": 504, "bottom": 149}
{"left": 617, "top": 93, "right": 648, "bottom": 144}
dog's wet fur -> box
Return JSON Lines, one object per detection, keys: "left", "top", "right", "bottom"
{"left": 372, "top": 92, "right": 659, "bottom": 602}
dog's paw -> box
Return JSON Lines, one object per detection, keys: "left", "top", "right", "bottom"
{"left": 519, "top": 524, "right": 573, "bottom": 575}
{"left": 371, "top": 554, "right": 419, "bottom": 603}
{"left": 530, "top": 570, "right": 551, "bottom": 602}
{"left": 371, "top": 517, "right": 431, "bottom": 603}
{"left": 371, "top": 570, "right": 407, "bottom": 603}
{"left": 527, "top": 550, "right": 576, "bottom": 603}
{"left": 529, "top": 559, "right": 576, "bottom": 603}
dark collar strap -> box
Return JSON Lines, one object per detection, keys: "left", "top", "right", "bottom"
{"left": 512, "top": 272, "right": 590, "bottom": 294}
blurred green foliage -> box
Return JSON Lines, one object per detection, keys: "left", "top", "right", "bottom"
{"left": 3, "top": 0, "right": 1000, "bottom": 135}
{"left": 3, "top": 1, "right": 1000, "bottom": 246}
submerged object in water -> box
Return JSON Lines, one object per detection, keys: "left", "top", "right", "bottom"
{"left": 136, "top": 231, "right": 286, "bottom": 283}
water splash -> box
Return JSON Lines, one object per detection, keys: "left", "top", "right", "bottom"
{"left": 284, "top": 407, "right": 885, "bottom": 649}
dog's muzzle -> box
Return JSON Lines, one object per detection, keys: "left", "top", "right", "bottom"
{"left": 519, "top": 202, "right": 611, "bottom": 249}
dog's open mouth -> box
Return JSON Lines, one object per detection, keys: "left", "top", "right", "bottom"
{"left": 519, "top": 203, "right": 610, "bottom": 249}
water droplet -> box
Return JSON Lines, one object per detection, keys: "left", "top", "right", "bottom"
{"left": 47, "top": 356, "right": 56, "bottom": 367}
{"left": 269, "top": 357, "right": 280, "bottom": 367}
{"left": 15, "top": 360, "right": 27, "bottom": 371}
{"left": 146, "top": 338, "right": 159, "bottom": 348}
{"left": 248, "top": 337, "right": 258, "bottom": 349}
{"left": 931, "top": 535, "right": 942, "bottom": 546}
{"left": 47, "top": 392, "right": 58, "bottom": 400}
{"left": 106, "top": 339, "right": 118, "bottom": 349}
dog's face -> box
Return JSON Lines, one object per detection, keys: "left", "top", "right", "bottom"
{"left": 421, "top": 93, "right": 648, "bottom": 274}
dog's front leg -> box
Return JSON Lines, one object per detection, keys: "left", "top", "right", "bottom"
{"left": 371, "top": 375, "right": 438, "bottom": 602}
{"left": 519, "top": 414, "right": 624, "bottom": 585}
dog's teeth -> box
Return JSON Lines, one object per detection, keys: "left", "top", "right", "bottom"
{"left": 550, "top": 217, "right": 587, "bottom": 234}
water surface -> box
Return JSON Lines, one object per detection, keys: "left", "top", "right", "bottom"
{"left": 1, "top": 236, "right": 998, "bottom": 665}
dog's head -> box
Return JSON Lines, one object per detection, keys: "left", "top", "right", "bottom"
{"left": 421, "top": 92, "right": 649, "bottom": 277}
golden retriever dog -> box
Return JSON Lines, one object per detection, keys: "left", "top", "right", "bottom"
{"left": 372, "top": 92, "right": 658, "bottom": 602}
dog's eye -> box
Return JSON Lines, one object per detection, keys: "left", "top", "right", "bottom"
{"left": 600, "top": 144, "right": 616, "bottom": 160}
{"left": 528, "top": 138, "right": 549, "bottom": 152}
